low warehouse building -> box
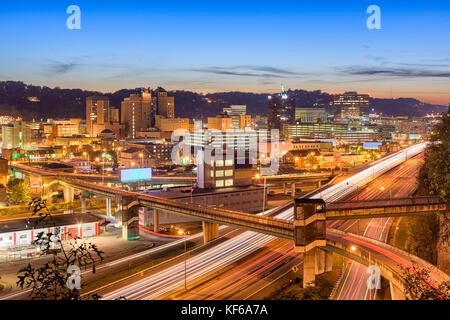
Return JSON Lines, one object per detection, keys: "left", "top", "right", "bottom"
{"left": 0, "top": 213, "right": 105, "bottom": 249}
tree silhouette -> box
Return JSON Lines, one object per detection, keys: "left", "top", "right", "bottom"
{"left": 16, "top": 199, "right": 104, "bottom": 300}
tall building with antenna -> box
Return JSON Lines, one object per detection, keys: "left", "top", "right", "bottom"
{"left": 267, "top": 85, "right": 295, "bottom": 132}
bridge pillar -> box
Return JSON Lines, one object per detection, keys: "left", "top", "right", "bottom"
{"left": 315, "top": 248, "right": 326, "bottom": 275}
{"left": 63, "top": 186, "right": 74, "bottom": 203}
{"left": 81, "top": 195, "right": 87, "bottom": 213}
{"left": 116, "top": 196, "right": 140, "bottom": 240}
{"left": 153, "top": 209, "right": 160, "bottom": 232}
{"left": 293, "top": 198, "right": 327, "bottom": 287}
{"left": 42, "top": 177, "right": 58, "bottom": 202}
{"left": 283, "top": 183, "right": 287, "bottom": 195}
{"left": 325, "top": 251, "right": 333, "bottom": 272}
{"left": 291, "top": 183, "right": 296, "bottom": 198}
{"left": 106, "top": 198, "right": 112, "bottom": 217}
{"left": 389, "top": 282, "right": 406, "bottom": 300}
{"left": 303, "top": 248, "right": 317, "bottom": 287}
{"left": 202, "top": 221, "right": 219, "bottom": 244}
{"left": 317, "top": 180, "right": 322, "bottom": 188}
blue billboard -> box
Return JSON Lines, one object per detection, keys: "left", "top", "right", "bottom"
{"left": 120, "top": 168, "right": 152, "bottom": 183}
{"left": 363, "top": 142, "right": 382, "bottom": 150}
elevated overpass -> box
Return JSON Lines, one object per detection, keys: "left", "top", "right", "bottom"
{"left": 9, "top": 143, "right": 449, "bottom": 296}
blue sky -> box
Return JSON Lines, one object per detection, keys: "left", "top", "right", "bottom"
{"left": 0, "top": 0, "right": 449, "bottom": 104}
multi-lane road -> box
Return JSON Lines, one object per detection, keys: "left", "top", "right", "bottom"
{"left": 95, "top": 143, "right": 431, "bottom": 300}
{"left": 169, "top": 153, "right": 427, "bottom": 300}
{"left": 331, "top": 154, "right": 424, "bottom": 300}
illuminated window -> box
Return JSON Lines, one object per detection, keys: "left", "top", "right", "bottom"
{"left": 210, "top": 170, "right": 214, "bottom": 177}
{"left": 216, "top": 160, "right": 224, "bottom": 166}
{"left": 225, "top": 169, "right": 233, "bottom": 176}
{"left": 216, "top": 180, "right": 224, "bottom": 187}
{"left": 225, "top": 159, "right": 233, "bottom": 166}
{"left": 216, "top": 170, "right": 224, "bottom": 177}
{"left": 225, "top": 179, "right": 233, "bottom": 186}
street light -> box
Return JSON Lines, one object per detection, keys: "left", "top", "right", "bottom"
{"left": 139, "top": 152, "right": 144, "bottom": 168}
{"left": 380, "top": 186, "right": 392, "bottom": 199}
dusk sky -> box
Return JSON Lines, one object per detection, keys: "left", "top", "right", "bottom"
{"left": 1, "top": 0, "right": 449, "bottom": 104}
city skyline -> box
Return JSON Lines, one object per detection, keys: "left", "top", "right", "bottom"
{"left": 0, "top": 1, "right": 449, "bottom": 104}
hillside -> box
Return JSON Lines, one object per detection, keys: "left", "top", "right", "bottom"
{"left": 0, "top": 81, "right": 446, "bottom": 121}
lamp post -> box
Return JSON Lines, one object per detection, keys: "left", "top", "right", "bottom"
{"left": 101, "top": 152, "right": 106, "bottom": 184}
{"left": 139, "top": 152, "right": 144, "bottom": 168}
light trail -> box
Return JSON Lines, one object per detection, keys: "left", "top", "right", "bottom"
{"left": 100, "top": 143, "right": 428, "bottom": 300}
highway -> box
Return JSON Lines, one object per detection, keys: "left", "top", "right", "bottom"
{"left": 166, "top": 153, "right": 426, "bottom": 300}
{"left": 96, "top": 143, "right": 432, "bottom": 300}
{"left": 331, "top": 154, "right": 424, "bottom": 300}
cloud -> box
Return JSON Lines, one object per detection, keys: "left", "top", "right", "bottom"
{"left": 340, "top": 66, "right": 450, "bottom": 78}
{"left": 45, "top": 62, "right": 80, "bottom": 75}
{"left": 187, "top": 65, "right": 304, "bottom": 78}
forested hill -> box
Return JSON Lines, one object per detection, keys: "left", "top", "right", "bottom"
{"left": 0, "top": 81, "right": 446, "bottom": 120}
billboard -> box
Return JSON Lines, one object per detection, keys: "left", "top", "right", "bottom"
{"left": 363, "top": 142, "right": 382, "bottom": 150}
{"left": 120, "top": 168, "right": 152, "bottom": 183}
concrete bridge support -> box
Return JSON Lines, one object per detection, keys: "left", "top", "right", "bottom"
{"left": 303, "top": 248, "right": 317, "bottom": 287}
{"left": 153, "top": 209, "right": 160, "bottom": 232}
{"left": 81, "top": 195, "right": 87, "bottom": 213}
{"left": 304, "top": 248, "right": 333, "bottom": 287}
{"left": 63, "top": 186, "right": 74, "bottom": 203}
{"left": 202, "top": 221, "right": 219, "bottom": 244}
{"left": 106, "top": 197, "right": 112, "bottom": 216}
{"left": 325, "top": 251, "right": 333, "bottom": 272}
{"left": 389, "top": 282, "right": 406, "bottom": 300}
{"left": 41, "top": 177, "right": 59, "bottom": 201}
{"left": 115, "top": 196, "right": 140, "bottom": 240}
{"left": 315, "top": 248, "right": 326, "bottom": 275}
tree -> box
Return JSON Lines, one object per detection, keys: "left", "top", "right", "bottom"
{"left": 107, "top": 150, "right": 118, "bottom": 169}
{"left": 305, "top": 153, "right": 320, "bottom": 170}
{"left": 402, "top": 266, "right": 450, "bottom": 300}
{"left": 17, "top": 199, "right": 104, "bottom": 300}
{"left": 419, "top": 106, "right": 450, "bottom": 246}
{"left": 7, "top": 178, "right": 31, "bottom": 203}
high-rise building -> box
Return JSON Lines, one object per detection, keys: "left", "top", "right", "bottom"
{"left": 2, "top": 121, "right": 32, "bottom": 149}
{"left": 267, "top": 87, "right": 295, "bottom": 132}
{"left": 121, "top": 90, "right": 152, "bottom": 139}
{"left": 153, "top": 87, "right": 175, "bottom": 119}
{"left": 223, "top": 105, "right": 253, "bottom": 129}
{"left": 86, "top": 96, "right": 110, "bottom": 136}
{"left": 110, "top": 108, "right": 120, "bottom": 123}
{"left": 332, "top": 92, "right": 370, "bottom": 123}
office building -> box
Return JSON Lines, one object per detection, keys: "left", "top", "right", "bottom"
{"left": 86, "top": 96, "right": 110, "bottom": 136}
{"left": 223, "top": 105, "right": 247, "bottom": 116}
{"left": 295, "top": 108, "right": 327, "bottom": 123}
{"left": 153, "top": 87, "right": 175, "bottom": 119}
{"left": 283, "top": 122, "right": 348, "bottom": 139}
{"left": 207, "top": 115, "right": 233, "bottom": 131}
{"left": 158, "top": 118, "right": 191, "bottom": 132}
{"left": 121, "top": 90, "right": 153, "bottom": 139}
{"left": 332, "top": 92, "right": 370, "bottom": 123}
{"left": 267, "top": 88, "right": 295, "bottom": 132}
{"left": 2, "top": 121, "right": 32, "bottom": 150}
